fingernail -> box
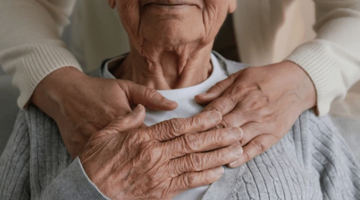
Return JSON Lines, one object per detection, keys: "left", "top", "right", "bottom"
{"left": 197, "top": 92, "right": 208, "bottom": 97}
{"left": 229, "top": 160, "right": 240, "bottom": 167}
{"left": 133, "top": 104, "right": 143, "bottom": 113}
{"left": 209, "top": 111, "right": 222, "bottom": 123}
{"left": 230, "top": 127, "right": 243, "bottom": 139}
{"left": 214, "top": 166, "right": 224, "bottom": 175}
{"left": 164, "top": 99, "right": 177, "bottom": 106}
{"left": 232, "top": 145, "right": 243, "bottom": 157}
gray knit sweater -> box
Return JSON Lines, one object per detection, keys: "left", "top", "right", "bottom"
{"left": 1, "top": 54, "right": 360, "bottom": 200}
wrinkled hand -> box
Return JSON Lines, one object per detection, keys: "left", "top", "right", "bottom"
{"left": 80, "top": 105, "right": 243, "bottom": 200}
{"left": 195, "top": 61, "right": 316, "bottom": 167}
{"left": 31, "top": 67, "right": 177, "bottom": 158}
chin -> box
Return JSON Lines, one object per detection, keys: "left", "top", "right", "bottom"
{"left": 140, "top": 21, "right": 205, "bottom": 46}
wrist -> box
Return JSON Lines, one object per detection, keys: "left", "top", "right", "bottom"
{"left": 31, "top": 67, "right": 85, "bottom": 118}
{"left": 282, "top": 61, "right": 317, "bottom": 112}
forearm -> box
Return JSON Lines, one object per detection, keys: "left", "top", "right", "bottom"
{"left": 287, "top": 0, "right": 360, "bottom": 115}
{"left": 0, "top": 0, "right": 82, "bottom": 108}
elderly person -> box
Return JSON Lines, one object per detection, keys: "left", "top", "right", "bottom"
{"left": 1, "top": 0, "right": 360, "bottom": 166}
{"left": 1, "top": 0, "right": 360, "bottom": 200}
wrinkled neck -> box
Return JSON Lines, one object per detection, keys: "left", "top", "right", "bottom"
{"left": 112, "top": 42, "right": 214, "bottom": 90}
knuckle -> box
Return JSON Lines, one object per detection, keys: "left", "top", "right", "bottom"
{"left": 228, "top": 72, "right": 240, "bottom": 81}
{"left": 127, "top": 131, "right": 142, "bottom": 144}
{"left": 240, "top": 137, "right": 247, "bottom": 146}
{"left": 215, "top": 131, "right": 227, "bottom": 145}
{"left": 190, "top": 116, "right": 206, "bottom": 129}
{"left": 250, "top": 140, "right": 266, "bottom": 153}
{"left": 200, "top": 172, "right": 212, "bottom": 185}
{"left": 219, "top": 119, "right": 231, "bottom": 128}
{"left": 263, "top": 111, "right": 278, "bottom": 123}
{"left": 212, "top": 82, "right": 225, "bottom": 91}
{"left": 231, "top": 85, "right": 249, "bottom": 96}
{"left": 184, "top": 173, "right": 196, "bottom": 187}
{"left": 242, "top": 151, "right": 252, "bottom": 163}
{"left": 138, "top": 143, "right": 162, "bottom": 164}
{"left": 261, "top": 113, "right": 272, "bottom": 123}
{"left": 183, "top": 134, "right": 202, "bottom": 151}
{"left": 229, "top": 95, "right": 240, "bottom": 104}
{"left": 204, "top": 106, "right": 220, "bottom": 113}
{"left": 249, "top": 96, "right": 269, "bottom": 111}
{"left": 188, "top": 153, "right": 203, "bottom": 172}
{"left": 169, "top": 118, "right": 187, "bottom": 134}
{"left": 216, "top": 149, "right": 228, "bottom": 159}
{"left": 144, "top": 87, "right": 158, "bottom": 98}
{"left": 131, "top": 129, "right": 151, "bottom": 142}
{"left": 248, "top": 100, "right": 261, "bottom": 111}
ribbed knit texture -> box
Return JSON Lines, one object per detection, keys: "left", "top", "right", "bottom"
{"left": 0, "top": 44, "right": 82, "bottom": 108}
{"left": 286, "top": 40, "right": 360, "bottom": 116}
{"left": 1, "top": 106, "right": 360, "bottom": 199}
{"left": 1, "top": 55, "right": 360, "bottom": 199}
{"left": 0, "top": 0, "right": 82, "bottom": 108}
{"left": 1, "top": 0, "right": 360, "bottom": 114}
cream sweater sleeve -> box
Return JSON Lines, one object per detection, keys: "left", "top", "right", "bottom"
{"left": 286, "top": 0, "right": 360, "bottom": 116}
{"left": 0, "top": 0, "right": 82, "bottom": 108}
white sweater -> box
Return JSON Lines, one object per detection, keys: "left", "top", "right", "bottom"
{"left": 0, "top": 0, "right": 360, "bottom": 116}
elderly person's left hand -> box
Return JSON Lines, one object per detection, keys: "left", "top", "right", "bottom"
{"left": 196, "top": 61, "right": 317, "bottom": 168}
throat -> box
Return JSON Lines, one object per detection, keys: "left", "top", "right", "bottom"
{"left": 112, "top": 50, "right": 213, "bottom": 90}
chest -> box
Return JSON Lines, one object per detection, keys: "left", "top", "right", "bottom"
{"left": 145, "top": 99, "right": 204, "bottom": 126}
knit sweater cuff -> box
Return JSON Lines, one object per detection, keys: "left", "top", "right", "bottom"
{"left": 41, "top": 157, "right": 109, "bottom": 200}
{"left": 286, "top": 41, "right": 344, "bottom": 116}
{"left": 8, "top": 44, "right": 82, "bottom": 108}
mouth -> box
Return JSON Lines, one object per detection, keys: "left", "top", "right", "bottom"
{"left": 141, "top": 0, "right": 200, "bottom": 9}
{"left": 146, "top": 3, "right": 186, "bottom": 7}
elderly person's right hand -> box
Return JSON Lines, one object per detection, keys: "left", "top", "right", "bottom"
{"left": 80, "top": 105, "right": 243, "bottom": 200}
{"left": 31, "top": 67, "right": 178, "bottom": 158}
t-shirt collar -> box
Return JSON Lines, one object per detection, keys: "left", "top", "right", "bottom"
{"left": 102, "top": 53, "right": 222, "bottom": 101}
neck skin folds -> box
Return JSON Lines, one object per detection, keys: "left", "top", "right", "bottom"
{"left": 112, "top": 41, "right": 214, "bottom": 90}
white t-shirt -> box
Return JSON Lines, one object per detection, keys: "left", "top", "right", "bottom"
{"left": 102, "top": 53, "right": 229, "bottom": 200}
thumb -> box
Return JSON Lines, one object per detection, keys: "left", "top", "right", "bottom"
{"left": 195, "top": 73, "right": 237, "bottom": 104}
{"left": 102, "top": 104, "right": 146, "bottom": 134}
{"left": 80, "top": 105, "right": 146, "bottom": 162}
{"left": 119, "top": 80, "right": 178, "bottom": 111}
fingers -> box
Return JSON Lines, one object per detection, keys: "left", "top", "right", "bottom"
{"left": 218, "top": 107, "right": 250, "bottom": 128}
{"left": 228, "top": 134, "right": 278, "bottom": 168}
{"left": 201, "top": 96, "right": 238, "bottom": 116}
{"left": 147, "top": 111, "right": 222, "bottom": 141}
{"left": 119, "top": 80, "right": 178, "bottom": 111}
{"left": 99, "top": 104, "right": 146, "bottom": 136}
{"left": 165, "top": 127, "right": 243, "bottom": 158}
{"left": 195, "top": 73, "right": 237, "bottom": 104}
{"left": 172, "top": 167, "right": 224, "bottom": 193}
{"left": 169, "top": 144, "right": 242, "bottom": 176}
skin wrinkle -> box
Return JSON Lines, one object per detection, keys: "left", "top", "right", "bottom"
{"left": 74, "top": 1, "right": 246, "bottom": 199}
{"left": 112, "top": 0, "right": 234, "bottom": 90}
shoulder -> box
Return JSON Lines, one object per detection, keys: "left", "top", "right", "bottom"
{"left": 0, "top": 110, "right": 31, "bottom": 199}
{"left": 289, "top": 110, "right": 340, "bottom": 154}
{"left": 212, "top": 51, "right": 249, "bottom": 75}
{"left": 0, "top": 105, "right": 56, "bottom": 161}
{"left": 292, "top": 110, "right": 359, "bottom": 171}
{"left": 1, "top": 110, "right": 30, "bottom": 158}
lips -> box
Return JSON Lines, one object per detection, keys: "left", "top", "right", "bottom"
{"left": 141, "top": 0, "right": 201, "bottom": 8}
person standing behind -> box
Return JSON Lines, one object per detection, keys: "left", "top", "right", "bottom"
{"left": 0, "top": 0, "right": 360, "bottom": 166}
